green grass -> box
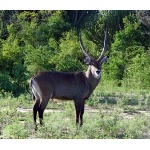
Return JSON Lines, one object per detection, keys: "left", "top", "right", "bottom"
{"left": 0, "top": 84, "right": 150, "bottom": 139}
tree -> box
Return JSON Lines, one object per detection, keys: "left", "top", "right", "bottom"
{"left": 136, "top": 10, "right": 150, "bottom": 35}
{"left": 1, "top": 10, "right": 150, "bottom": 94}
{"left": 104, "top": 14, "right": 147, "bottom": 86}
{"left": 85, "top": 10, "right": 135, "bottom": 48}
{"left": 65, "top": 10, "right": 98, "bottom": 28}
{"left": 123, "top": 50, "right": 150, "bottom": 89}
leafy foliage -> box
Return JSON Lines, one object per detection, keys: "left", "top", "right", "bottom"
{"left": 104, "top": 14, "right": 150, "bottom": 87}
{"left": 0, "top": 10, "right": 150, "bottom": 95}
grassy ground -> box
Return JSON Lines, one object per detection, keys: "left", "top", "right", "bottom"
{"left": 0, "top": 84, "right": 150, "bottom": 139}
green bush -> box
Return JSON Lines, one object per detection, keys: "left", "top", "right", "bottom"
{"left": 2, "top": 121, "right": 29, "bottom": 139}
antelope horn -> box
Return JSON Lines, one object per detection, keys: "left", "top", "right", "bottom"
{"left": 97, "top": 28, "right": 108, "bottom": 61}
{"left": 78, "top": 32, "right": 93, "bottom": 60}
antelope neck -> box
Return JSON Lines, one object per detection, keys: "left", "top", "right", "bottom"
{"left": 84, "top": 66, "right": 100, "bottom": 90}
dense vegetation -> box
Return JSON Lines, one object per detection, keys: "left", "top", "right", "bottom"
{"left": 0, "top": 10, "right": 150, "bottom": 95}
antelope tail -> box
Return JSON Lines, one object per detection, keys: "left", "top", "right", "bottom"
{"left": 29, "top": 79, "right": 36, "bottom": 101}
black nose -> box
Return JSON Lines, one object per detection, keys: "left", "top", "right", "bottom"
{"left": 96, "top": 70, "right": 100, "bottom": 74}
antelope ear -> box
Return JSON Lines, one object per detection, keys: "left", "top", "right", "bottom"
{"left": 100, "top": 56, "right": 108, "bottom": 64}
{"left": 84, "top": 57, "right": 93, "bottom": 65}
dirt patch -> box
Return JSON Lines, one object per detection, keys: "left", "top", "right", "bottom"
{"left": 16, "top": 107, "right": 62, "bottom": 113}
{"left": 16, "top": 106, "right": 114, "bottom": 113}
{"left": 17, "top": 106, "right": 150, "bottom": 120}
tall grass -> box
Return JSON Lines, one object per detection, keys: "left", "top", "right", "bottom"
{"left": 0, "top": 84, "right": 150, "bottom": 139}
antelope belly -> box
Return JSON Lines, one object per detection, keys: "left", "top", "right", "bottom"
{"left": 51, "top": 85, "right": 75, "bottom": 100}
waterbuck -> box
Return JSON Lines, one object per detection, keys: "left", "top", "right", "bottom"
{"left": 30, "top": 29, "right": 108, "bottom": 128}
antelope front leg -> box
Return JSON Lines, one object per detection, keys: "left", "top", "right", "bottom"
{"left": 79, "top": 100, "right": 85, "bottom": 126}
{"left": 74, "top": 100, "right": 80, "bottom": 125}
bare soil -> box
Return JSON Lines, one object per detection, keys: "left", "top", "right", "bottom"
{"left": 17, "top": 105, "right": 150, "bottom": 119}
